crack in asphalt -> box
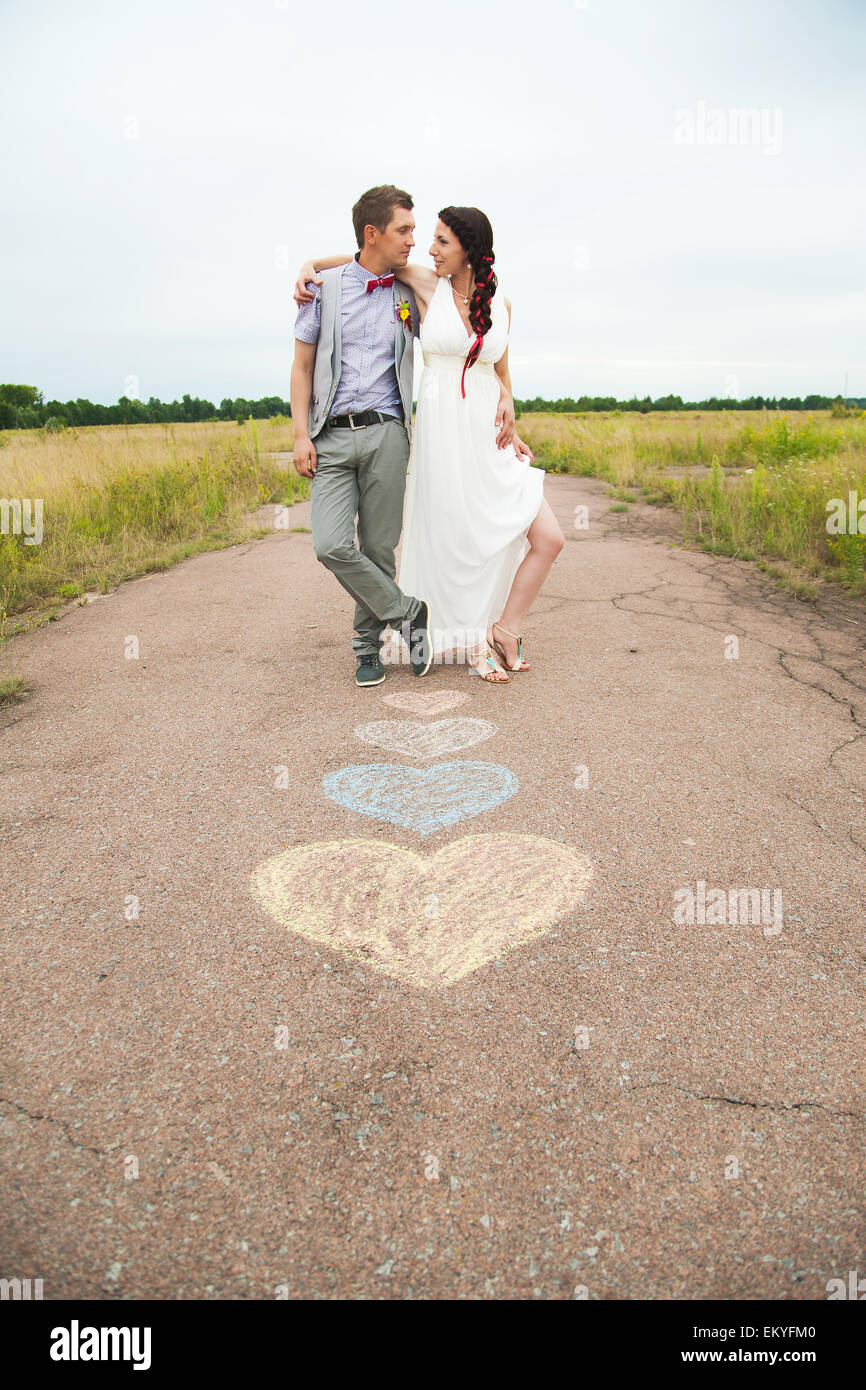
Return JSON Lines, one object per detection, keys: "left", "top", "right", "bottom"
{"left": 778, "top": 653, "right": 866, "bottom": 731}
{"left": 779, "top": 789, "right": 865, "bottom": 862}
{"left": 612, "top": 577, "right": 866, "bottom": 737}
{"left": 0, "top": 1095, "right": 113, "bottom": 1158}
{"left": 623, "top": 1081, "right": 862, "bottom": 1119}
{"left": 596, "top": 532, "right": 866, "bottom": 860}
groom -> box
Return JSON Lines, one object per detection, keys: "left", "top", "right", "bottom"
{"left": 290, "top": 184, "right": 432, "bottom": 687}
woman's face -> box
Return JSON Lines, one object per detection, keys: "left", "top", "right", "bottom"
{"left": 428, "top": 219, "right": 469, "bottom": 278}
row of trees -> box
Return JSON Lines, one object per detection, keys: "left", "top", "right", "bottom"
{"left": 0, "top": 385, "right": 291, "bottom": 430}
{"left": 513, "top": 393, "right": 866, "bottom": 414}
{"left": 1, "top": 384, "right": 863, "bottom": 431}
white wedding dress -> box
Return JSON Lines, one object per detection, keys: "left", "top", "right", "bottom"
{"left": 397, "top": 276, "right": 546, "bottom": 659}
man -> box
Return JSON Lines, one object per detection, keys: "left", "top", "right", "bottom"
{"left": 290, "top": 185, "right": 431, "bottom": 687}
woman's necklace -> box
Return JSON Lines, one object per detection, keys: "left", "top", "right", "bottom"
{"left": 449, "top": 270, "right": 473, "bottom": 304}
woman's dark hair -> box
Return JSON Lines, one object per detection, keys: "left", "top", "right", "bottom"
{"left": 438, "top": 206, "right": 497, "bottom": 393}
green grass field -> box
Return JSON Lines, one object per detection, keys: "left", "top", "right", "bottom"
{"left": 0, "top": 416, "right": 306, "bottom": 648}
{"left": 1, "top": 408, "right": 864, "bottom": 668}
{"left": 518, "top": 408, "right": 866, "bottom": 597}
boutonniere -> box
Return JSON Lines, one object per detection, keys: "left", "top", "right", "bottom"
{"left": 396, "top": 298, "right": 413, "bottom": 332}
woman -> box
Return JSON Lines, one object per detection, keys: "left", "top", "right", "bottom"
{"left": 293, "top": 207, "right": 564, "bottom": 682}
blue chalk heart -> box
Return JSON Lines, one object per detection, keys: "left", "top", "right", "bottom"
{"left": 322, "top": 761, "right": 519, "bottom": 836}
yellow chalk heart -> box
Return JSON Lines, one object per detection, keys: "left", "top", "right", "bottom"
{"left": 250, "top": 833, "right": 593, "bottom": 988}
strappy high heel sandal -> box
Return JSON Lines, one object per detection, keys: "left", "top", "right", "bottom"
{"left": 488, "top": 621, "right": 530, "bottom": 672}
{"left": 470, "top": 645, "right": 509, "bottom": 683}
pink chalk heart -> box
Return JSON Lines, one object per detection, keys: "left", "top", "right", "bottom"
{"left": 250, "top": 833, "right": 593, "bottom": 988}
{"left": 354, "top": 717, "right": 495, "bottom": 760}
{"left": 382, "top": 690, "right": 469, "bottom": 716}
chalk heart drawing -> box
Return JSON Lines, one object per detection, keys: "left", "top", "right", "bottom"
{"left": 322, "top": 761, "right": 516, "bottom": 836}
{"left": 250, "top": 833, "right": 593, "bottom": 988}
{"left": 382, "top": 690, "right": 468, "bottom": 716}
{"left": 354, "top": 717, "right": 495, "bottom": 760}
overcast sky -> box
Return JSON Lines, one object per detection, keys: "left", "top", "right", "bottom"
{"left": 2, "top": 0, "right": 864, "bottom": 406}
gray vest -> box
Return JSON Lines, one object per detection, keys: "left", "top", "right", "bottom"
{"left": 308, "top": 267, "right": 418, "bottom": 441}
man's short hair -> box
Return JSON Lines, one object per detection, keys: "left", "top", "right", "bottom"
{"left": 352, "top": 185, "right": 414, "bottom": 249}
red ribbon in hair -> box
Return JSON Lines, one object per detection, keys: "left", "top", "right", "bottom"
{"left": 461, "top": 332, "right": 484, "bottom": 398}
{"left": 460, "top": 255, "right": 494, "bottom": 397}
{"left": 461, "top": 257, "right": 494, "bottom": 397}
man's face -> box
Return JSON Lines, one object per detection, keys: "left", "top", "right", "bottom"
{"left": 372, "top": 207, "right": 415, "bottom": 267}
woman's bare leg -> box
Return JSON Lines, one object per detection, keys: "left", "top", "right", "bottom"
{"left": 493, "top": 498, "right": 565, "bottom": 667}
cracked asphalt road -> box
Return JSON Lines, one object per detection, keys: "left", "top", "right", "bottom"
{"left": 1, "top": 473, "right": 864, "bottom": 1300}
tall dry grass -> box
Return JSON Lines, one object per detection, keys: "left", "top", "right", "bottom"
{"left": 519, "top": 409, "right": 866, "bottom": 592}
{"left": 0, "top": 417, "right": 306, "bottom": 639}
{"left": 2, "top": 407, "right": 864, "bottom": 662}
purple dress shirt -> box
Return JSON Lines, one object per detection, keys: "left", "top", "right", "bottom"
{"left": 294, "top": 252, "right": 405, "bottom": 420}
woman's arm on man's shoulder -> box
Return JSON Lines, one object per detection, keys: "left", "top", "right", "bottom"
{"left": 293, "top": 253, "right": 353, "bottom": 305}
{"left": 394, "top": 262, "right": 438, "bottom": 305}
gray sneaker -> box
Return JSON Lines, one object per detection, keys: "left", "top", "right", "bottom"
{"left": 355, "top": 654, "right": 386, "bottom": 687}
{"left": 405, "top": 600, "right": 433, "bottom": 677}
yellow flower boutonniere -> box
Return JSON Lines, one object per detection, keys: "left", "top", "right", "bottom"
{"left": 396, "top": 298, "right": 413, "bottom": 332}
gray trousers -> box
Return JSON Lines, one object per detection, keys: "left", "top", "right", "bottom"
{"left": 310, "top": 419, "right": 420, "bottom": 657}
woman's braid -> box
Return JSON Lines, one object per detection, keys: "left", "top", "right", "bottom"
{"left": 438, "top": 206, "right": 498, "bottom": 394}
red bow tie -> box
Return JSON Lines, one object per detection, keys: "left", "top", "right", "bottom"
{"left": 365, "top": 274, "right": 395, "bottom": 293}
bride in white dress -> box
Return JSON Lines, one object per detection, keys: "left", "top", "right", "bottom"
{"left": 294, "top": 205, "right": 565, "bottom": 682}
